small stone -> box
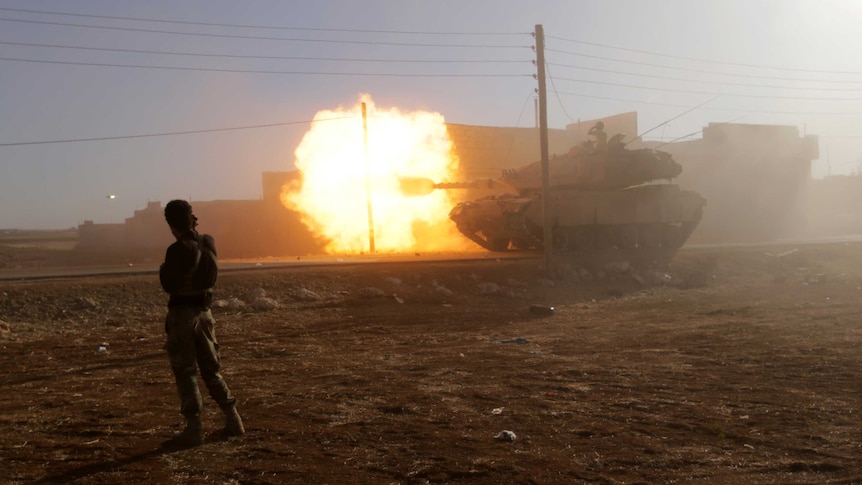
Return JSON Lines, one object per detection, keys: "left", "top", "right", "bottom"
{"left": 358, "top": 287, "right": 387, "bottom": 298}
{"left": 477, "top": 282, "right": 501, "bottom": 295}
{"left": 536, "top": 278, "right": 556, "bottom": 288}
{"left": 604, "top": 261, "right": 631, "bottom": 274}
{"left": 246, "top": 288, "right": 266, "bottom": 303}
{"left": 252, "top": 297, "right": 279, "bottom": 311}
{"left": 226, "top": 298, "right": 246, "bottom": 310}
{"left": 293, "top": 288, "right": 322, "bottom": 301}
{"left": 73, "top": 297, "right": 98, "bottom": 310}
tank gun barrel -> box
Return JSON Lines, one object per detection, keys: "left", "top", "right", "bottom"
{"left": 398, "top": 177, "right": 507, "bottom": 197}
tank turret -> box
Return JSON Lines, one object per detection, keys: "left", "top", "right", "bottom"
{"left": 502, "top": 145, "right": 683, "bottom": 193}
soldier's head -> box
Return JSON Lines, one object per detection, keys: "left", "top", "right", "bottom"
{"left": 164, "top": 199, "right": 198, "bottom": 233}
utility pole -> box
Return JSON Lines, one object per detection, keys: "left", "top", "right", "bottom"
{"left": 535, "top": 24, "right": 553, "bottom": 274}
{"left": 361, "top": 102, "right": 375, "bottom": 253}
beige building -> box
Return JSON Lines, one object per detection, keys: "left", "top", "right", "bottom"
{"left": 660, "top": 123, "right": 818, "bottom": 243}
{"left": 806, "top": 174, "right": 862, "bottom": 237}
{"left": 78, "top": 177, "right": 319, "bottom": 259}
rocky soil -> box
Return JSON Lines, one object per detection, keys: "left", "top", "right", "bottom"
{"left": 1, "top": 243, "right": 861, "bottom": 484}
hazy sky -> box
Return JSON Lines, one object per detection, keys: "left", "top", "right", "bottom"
{"left": 2, "top": 0, "right": 861, "bottom": 229}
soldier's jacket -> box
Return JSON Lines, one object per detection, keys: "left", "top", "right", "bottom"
{"left": 159, "top": 230, "right": 217, "bottom": 307}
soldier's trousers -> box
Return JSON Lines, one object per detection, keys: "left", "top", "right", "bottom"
{"left": 164, "top": 306, "right": 237, "bottom": 418}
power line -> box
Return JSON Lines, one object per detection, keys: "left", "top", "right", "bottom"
{"left": 6, "top": 38, "right": 850, "bottom": 91}
{"left": 502, "top": 91, "right": 540, "bottom": 165}
{"left": 553, "top": 90, "right": 693, "bottom": 109}
{"left": 654, "top": 131, "right": 705, "bottom": 148}
{"left": 0, "top": 6, "right": 528, "bottom": 36}
{"left": 0, "top": 18, "right": 532, "bottom": 49}
{"left": 547, "top": 34, "right": 862, "bottom": 75}
{"left": 552, "top": 89, "right": 862, "bottom": 115}
{"left": 544, "top": 63, "right": 574, "bottom": 123}
{"left": 546, "top": 47, "right": 862, "bottom": 85}
{"left": 551, "top": 75, "right": 862, "bottom": 101}
{"left": 630, "top": 96, "right": 720, "bottom": 144}
{"left": 0, "top": 117, "right": 354, "bottom": 147}
{"left": 0, "top": 56, "right": 534, "bottom": 77}
{"left": 0, "top": 40, "right": 529, "bottom": 64}
{"left": 547, "top": 62, "right": 862, "bottom": 92}
{"left": 1, "top": 17, "right": 858, "bottom": 150}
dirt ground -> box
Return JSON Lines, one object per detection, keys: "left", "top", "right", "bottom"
{"left": 1, "top": 243, "right": 860, "bottom": 484}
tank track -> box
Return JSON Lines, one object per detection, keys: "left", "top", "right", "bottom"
{"left": 455, "top": 210, "right": 702, "bottom": 266}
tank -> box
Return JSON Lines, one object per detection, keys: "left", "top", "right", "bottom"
{"left": 443, "top": 141, "right": 706, "bottom": 263}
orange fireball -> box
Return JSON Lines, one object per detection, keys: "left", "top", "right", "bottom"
{"left": 281, "top": 95, "right": 470, "bottom": 254}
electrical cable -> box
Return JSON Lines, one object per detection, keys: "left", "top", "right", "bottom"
{"left": 550, "top": 76, "right": 862, "bottom": 101}
{"left": 547, "top": 34, "right": 862, "bottom": 75}
{"left": 547, "top": 62, "right": 862, "bottom": 92}
{"left": 544, "top": 63, "right": 574, "bottom": 123}
{"left": 0, "top": 6, "right": 529, "bottom": 36}
{"left": 0, "top": 40, "right": 529, "bottom": 63}
{"left": 0, "top": 18, "right": 532, "bottom": 49}
{"left": 0, "top": 20, "right": 857, "bottom": 149}
{"left": 502, "top": 90, "right": 540, "bottom": 165}
{"left": 554, "top": 89, "right": 862, "bottom": 115}
{"left": 0, "top": 117, "right": 354, "bottom": 147}
{"left": 545, "top": 48, "right": 862, "bottom": 84}
{"left": 0, "top": 56, "right": 534, "bottom": 77}
{"left": 628, "top": 95, "right": 720, "bottom": 145}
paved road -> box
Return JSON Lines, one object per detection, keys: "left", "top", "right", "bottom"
{"left": 0, "top": 252, "right": 530, "bottom": 281}
{"left": 3, "top": 236, "right": 857, "bottom": 282}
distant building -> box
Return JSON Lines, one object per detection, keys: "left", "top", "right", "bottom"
{"left": 660, "top": 122, "right": 818, "bottom": 243}
{"left": 77, "top": 172, "right": 320, "bottom": 258}
{"left": 807, "top": 174, "right": 862, "bottom": 237}
{"left": 77, "top": 221, "right": 127, "bottom": 249}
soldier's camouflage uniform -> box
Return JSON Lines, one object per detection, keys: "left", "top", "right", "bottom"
{"left": 160, "top": 231, "right": 237, "bottom": 419}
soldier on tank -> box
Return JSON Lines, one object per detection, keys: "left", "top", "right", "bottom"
{"left": 159, "top": 199, "right": 244, "bottom": 447}
{"left": 588, "top": 121, "right": 608, "bottom": 156}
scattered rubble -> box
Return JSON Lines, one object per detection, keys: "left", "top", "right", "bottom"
{"left": 246, "top": 288, "right": 267, "bottom": 302}
{"left": 477, "top": 282, "right": 501, "bottom": 295}
{"left": 291, "top": 287, "right": 323, "bottom": 301}
{"left": 358, "top": 287, "right": 387, "bottom": 298}
{"left": 251, "top": 297, "right": 279, "bottom": 311}
{"left": 72, "top": 297, "right": 98, "bottom": 310}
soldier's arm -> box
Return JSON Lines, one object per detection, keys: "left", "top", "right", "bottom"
{"left": 201, "top": 234, "right": 218, "bottom": 258}
{"left": 159, "top": 242, "right": 195, "bottom": 293}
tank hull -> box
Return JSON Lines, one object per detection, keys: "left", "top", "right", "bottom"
{"left": 449, "top": 184, "right": 705, "bottom": 261}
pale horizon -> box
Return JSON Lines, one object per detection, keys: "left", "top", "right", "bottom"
{"left": 2, "top": 0, "right": 861, "bottom": 229}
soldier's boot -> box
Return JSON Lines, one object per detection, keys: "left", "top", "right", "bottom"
{"left": 223, "top": 406, "right": 245, "bottom": 437}
{"left": 166, "top": 415, "right": 204, "bottom": 447}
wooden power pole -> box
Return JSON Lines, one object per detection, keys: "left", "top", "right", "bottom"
{"left": 535, "top": 24, "right": 553, "bottom": 274}
{"left": 361, "top": 102, "right": 375, "bottom": 253}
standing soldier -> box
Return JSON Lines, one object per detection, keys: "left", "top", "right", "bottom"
{"left": 159, "top": 199, "right": 244, "bottom": 447}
